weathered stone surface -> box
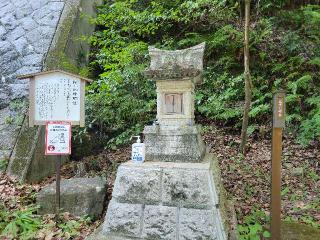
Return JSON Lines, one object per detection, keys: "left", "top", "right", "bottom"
{"left": 0, "top": 124, "right": 17, "bottom": 150}
{"left": 87, "top": 226, "right": 134, "bottom": 240}
{"left": 0, "top": 107, "right": 11, "bottom": 125}
{"left": 92, "top": 158, "right": 232, "bottom": 240}
{"left": 144, "top": 125, "right": 206, "bottom": 162}
{"left": 0, "top": 150, "right": 11, "bottom": 160}
{"left": 162, "top": 168, "right": 212, "bottom": 208}
{"left": 8, "top": 83, "right": 29, "bottom": 100}
{"left": 37, "top": 177, "right": 106, "bottom": 219}
{"left": 113, "top": 165, "right": 161, "bottom": 204}
{"left": 146, "top": 43, "right": 205, "bottom": 80}
{"left": 0, "top": 0, "right": 64, "bottom": 94}
{"left": 142, "top": 205, "right": 177, "bottom": 240}
{"left": 103, "top": 200, "right": 142, "bottom": 237}
{"left": 179, "top": 208, "right": 217, "bottom": 240}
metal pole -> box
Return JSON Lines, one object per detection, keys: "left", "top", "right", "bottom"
{"left": 55, "top": 155, "right": 61, "bottom": 224}
{"left": 271, "top": 127, "right": 282, "bottom": 240}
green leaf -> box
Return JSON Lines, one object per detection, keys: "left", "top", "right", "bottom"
{"left": 281, "top": 186, "right": 290, "bottom": 196}
{"left": 308, "top": 57, "right": 320, "bottom": 67}
{"left": 263, "top": 230, "right": 271, "bottom": 238}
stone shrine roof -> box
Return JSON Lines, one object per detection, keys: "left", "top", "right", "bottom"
{"left": 145, "top": 43, "right": 205, "bottom": 82}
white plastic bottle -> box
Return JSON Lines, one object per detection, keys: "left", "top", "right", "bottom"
{"left": 131, "top": 136, "right": 145, "bottom": 163}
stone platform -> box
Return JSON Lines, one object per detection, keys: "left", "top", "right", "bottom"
{"left": 90, "top": 154, "right": 231, "bottom": 240}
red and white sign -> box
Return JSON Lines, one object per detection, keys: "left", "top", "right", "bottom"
{"left": 45, "top": 122, "right": 71, "bottom": 155}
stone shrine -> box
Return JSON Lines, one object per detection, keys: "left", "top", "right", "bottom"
{"left": 143, "top": 43, "right": 206, "bottom": 162}
{"left": 89, "top": 43, "right": 236, "bottom": 240}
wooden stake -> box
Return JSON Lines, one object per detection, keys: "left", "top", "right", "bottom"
{"left": 271, "top": 91, "right": 285, "bottom": 240}
{"left": 55, "top": 155, "right": 61, "bottom": 224}
{"left": 271, "top": 127, "right": 282, "bottom": 240}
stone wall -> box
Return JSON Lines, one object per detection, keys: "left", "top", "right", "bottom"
{"left": 0, "top": 0, "right": 65, "bottom": 167}
{"left": 1, "top": 0, "right": 102, "bottom": 181}
{"left": 0, "top": 0, "right": 65, "bottom": 107}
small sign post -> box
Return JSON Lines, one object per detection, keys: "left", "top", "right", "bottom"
{"left": 18, "top": 70, "right": 92, "bottom": 223}
{"left": 271, "top": 90, "right": 285, "bottom": 240}
{"left": 45, "top": 121, "right": 71, "bottom": 222}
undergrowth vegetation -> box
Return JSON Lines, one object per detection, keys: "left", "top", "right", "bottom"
{"left": 0, "top": 203, "right": 93, "bottom": 239}
{"left": 85, "top": 0, "right": 320, "bottom": 148}
{"left": 0, "top": 174, "right": 96, "bottom": 239}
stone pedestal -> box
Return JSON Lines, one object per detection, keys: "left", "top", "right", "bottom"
{"left": 144, "top": 125, "right": 206, "bottom": 162}
{"left": 91, "top": 155, "right": 230, "bottom": 240}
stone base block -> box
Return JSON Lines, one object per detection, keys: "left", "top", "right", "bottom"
{"left": 103, "top": 201, "right": 220, "bottom": 240}
{"left": 92, "top": 156, "right": 233, "bottom": 240}
{"left": 37, "top": 177, "right": 106, "bottom": 219}
{"left": 143, "top": 125, "right": 206, "bottom": 162}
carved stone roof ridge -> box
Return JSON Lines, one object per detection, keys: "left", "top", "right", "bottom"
{"left": 145, "top": 42, "right": 205, "bottom": 82}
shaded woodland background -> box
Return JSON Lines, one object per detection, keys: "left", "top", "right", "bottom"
{"left": 1, "top": 1, "right": 319, "bottom": 239}
{"left": 78, "top": 0, "right": 320, "bottom": 151}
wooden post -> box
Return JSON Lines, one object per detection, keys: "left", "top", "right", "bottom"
{"left": 271, "top": 90, "right": 285, "bottom": 240}
{"left": 29, "top": 77, "right": 35, "bottom": 127}
{"left": 55, "top": 155, "right": 61, "bottom": 224}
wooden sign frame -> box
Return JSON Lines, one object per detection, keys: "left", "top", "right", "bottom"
{"left": 19, "top": 70, "right": 92, "bottom": 128}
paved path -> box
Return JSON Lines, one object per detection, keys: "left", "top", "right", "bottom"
{"left": 0, "top": 0, "right": 65, "bottom": 161}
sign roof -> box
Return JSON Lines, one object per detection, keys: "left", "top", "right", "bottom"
{"left": 17, "top": 69, "right": 93, "bottom": 83}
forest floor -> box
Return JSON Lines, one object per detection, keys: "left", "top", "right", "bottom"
{"left": 0, "top": 123, "right": 319, "bottom": 239}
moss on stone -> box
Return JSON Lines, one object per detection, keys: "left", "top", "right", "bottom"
{"left": 46, "top": 0, "right": 102, "bottom": 75}
{"left": 45, "top": 1, "right": 80, "bottom": 72}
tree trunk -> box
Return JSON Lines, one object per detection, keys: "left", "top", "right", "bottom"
{"left": 240, "top": 0, "right": 252, "bottom": 155}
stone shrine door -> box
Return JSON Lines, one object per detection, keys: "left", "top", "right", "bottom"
{"left": 165, "top": 93, "right": 183, "bottom": 114}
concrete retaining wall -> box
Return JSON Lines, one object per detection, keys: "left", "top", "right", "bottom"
{"left": 1, "top": 0, "right": 102, "bottom": 182}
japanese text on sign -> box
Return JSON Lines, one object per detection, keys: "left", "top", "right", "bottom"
{"left": 273, "top": 91, "right": 286, "bottom": 128}
{"left": 45, "top": 122, "right": 71, "bottom": 155}
{"left": 277, "top": 97, "right": 284, "bottom": 119}
{"left": 34, "top": 72, "right": 81, "bottom": 122}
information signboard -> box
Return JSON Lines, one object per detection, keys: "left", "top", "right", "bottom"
{"left": 18, "top": 70, "right": 92, "bottom": 127}
{"left": 45, "top": 122, "right": 71, "bottom": 155}
{"left": 18, "top": 70, "right": 92, "bottom": 223}
{"left": 34, "top": 73, "right": 81, "bottom": 122}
